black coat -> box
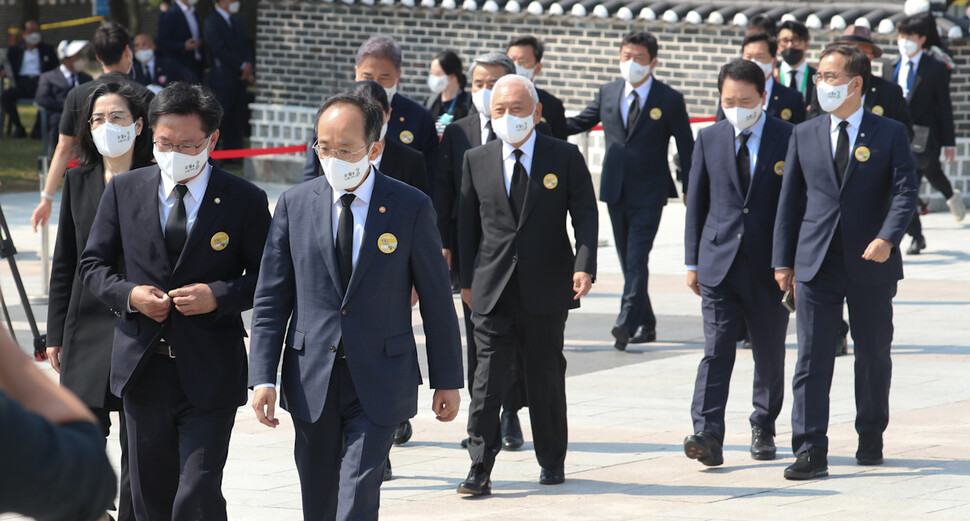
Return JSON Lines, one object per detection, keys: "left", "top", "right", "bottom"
{"left": 885, "top": 52, "right": 955, "bottom": 151}
{"left": 537, "top": 87, "right": 567, "bottom": 140}
{"left": 35, "top": 68, "right": 93, "bottom": 112}
{"left": 5, "top": 41, "right": 57, "bottom": 81}
{"left": 130, "top": 56, "right": 199, "bottom": 87}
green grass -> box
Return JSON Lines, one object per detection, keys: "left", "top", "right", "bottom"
{"left": 0, "top": 105, "right": 45, "bottom": 193}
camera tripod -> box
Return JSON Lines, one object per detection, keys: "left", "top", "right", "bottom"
{"left": 0, "top": 200, "right": 46, "bottom": 360}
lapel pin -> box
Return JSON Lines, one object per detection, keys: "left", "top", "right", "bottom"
{"left": 774, "top": 161, "right": 785, "bottom": 176}
{"left": 210, "top": 231, "right": 229, "bottom": 251}
{"left": 649, "top": 107, "right": 662, "bottom": 120}
{"left": 781, "top": 108, "right": 792, "bottom": 121}
{"left": 377, "top": 232, "right": 398, "bottom": 254}
{"left": 543, "top": 173, "right": 559, "bottom": 189}
{"left": 379, "top": 206, "right": 386, "bottom": 213}
{"left": 855, "top": 146, "right": 871, "bottom": 162}
{"left": 214, "top": 197, "right": 221, "bottom": 204}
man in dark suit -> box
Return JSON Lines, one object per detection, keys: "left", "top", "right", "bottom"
{"left": 506, "top": 35, "right": 567, "bottom": 140}
{"left": 205, "top": 0, "right": 254, "bottom": 152}
{"left": 773, "top": 45, "right": 917, "bottom": 480}
{"left": 355, "top": 35, "right": 439, "bottom": 193}
{"left": 249, "top": 93, "right": 463, "bottom": 521}
{"left": 457, "top": 75, "right": 598, "bottom": 494}
{"left": 716, "top": 32, "right": 805, "bottom": 125}
{"left": 684, "top": 60, "right": 793, "bottom": 467}
{"left": 890, "top": 14, "right": 965, "bottom": 255}
{"left": 34, "top": 40, "right": 93, "bottom": 151}
{"left": 79, "top": 82, "right": 272, "bottom": 520}
{"left": 2, "top": 20, "right": 57, "bottom": 137}
{"left": 156, "top": 0, "right": 205, "bottom": 79}
{"left": 567, "top": 30, "right": 693, "bottom": 351}
{"left": 131, "top": 33, "right": 199, "bottom": 88}
{"left": 777, "top": 20, "right": 815, "bottom": 109}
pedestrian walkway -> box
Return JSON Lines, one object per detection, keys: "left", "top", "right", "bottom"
{"left": 1, "top": 185, "right": 968, "bottom": 521}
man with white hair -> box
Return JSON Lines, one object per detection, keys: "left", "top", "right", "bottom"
{"left": 457, "top": 74, "right": 598, "bottom": 494}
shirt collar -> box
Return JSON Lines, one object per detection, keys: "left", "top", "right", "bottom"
{"left": 624, "top": 75, "right": 653, "bottom": 99}
{"left": 501, "top": 128, "right": 537, "bottom": 163}
{"left": 830, "top": 105, "right": 865, "bottom": 133}
{"left": 177, "top": 0, "right": 194, "bottom": 14}
{"left": 479, "top": 112, "right": 490, "bottom": 131}
{"left": 215, "top": 5, "right": 231, "bottom": 22}
{"left": 161, "top": 161, "right": 212, "bottom": 202}
{"left": 735, "top": 110, "right": 767, "bottom": 139}
{"left": 59, "top": 64, "right": 72, "bottom": 77}
{"left": 332, "top": 164, "right": 377, "bottom": 207}
{"left": 903, "top": 50, "right": 923, "bottom": 68}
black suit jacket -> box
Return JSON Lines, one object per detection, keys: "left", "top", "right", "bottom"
{"left": 130, "top": 56, "right": 199, "bottom": 87}
{"left": 424, "top": 89, "right": 472, "bottom": 122}
{"left": 537, "top": 87, "right": 567, "bottom": 140}
{"left": 567, "top": 78, "right": 694, "bottom": 203}
{"left": 302, "top": 138, "right": 429, "bottom": 194}
{"left": 79, "top": 163, "right": 271, "bottom": 410}
{"left": 886, "top": 52, "right": 955, "bottom": 150}
{"left": 459, "top": 132, "right": 598, "bottom": 315}
{"left": 716, "top": 79, "right": 806, "bottom": 125}
{"left": 35, "top": 69, "right": 93, "bottom": 112}
{"left": 156, "top": 5, "right": 204, "bottom": 77}
{"left": 5, "top": 42, "right": 57, "bottom": 81}
{"left": 807, "top": 75, "right": 913, "bottom": 138}
{"left": 204, "top": 12, "right": 252, "bottom": 90}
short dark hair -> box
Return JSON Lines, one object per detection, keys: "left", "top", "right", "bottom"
{"left": 507, "top": 35, "right": 545, "bottom": 63}
{"left": 819, "top": 45, "right": 871, "bottom": 95}
{"left": 717, "top": 59, "right": 766, "bottom": 95}
{"left": 148, "top": 82, "right": 224, "bottom": 135}
{"left": 779, "top": 20, "right": 810, "bottom": 42}
{"left": 621, "top": 31, "right": 658, "bottom": 60}
{"left": 92, "top": 22, "right": 131, "bottom": 66}
{"left": 432, "top": 50, "right": 467, "bottom": 90}
{"left": 742, "top": 32, "right": 777, "bottom": 58}
{"left": 348, "top": 80, "right": 389, "bottom": 113}
{"left": 314, "top": 94, "right": 385, "bottom": 146}
{"left": 747, "top": 14, "right": 777, "bottom": 36}
{"left": 74, "top": 81, "right": 153, "bottom": 167}
{"left": 897, "top": 13, "right": 939, "bottom": 49}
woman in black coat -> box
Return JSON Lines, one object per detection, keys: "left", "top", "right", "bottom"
{"left": 45, "top": 80, "right": 153, "bottom": 521}
{"left": 425, "top": 50, "right": 471, "bottom": 136}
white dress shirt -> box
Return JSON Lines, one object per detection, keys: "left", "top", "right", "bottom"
{"left": 829, "top": 106, "right": 864, "bottom": 159}
{"left": 897, "top": 50, "right": 922, "bottom": 98}
{"left": 19, "top": 47, "right": 41, "bottom": 76}
{"left": 176, "top": 0, "right": 202, "bottom": 61}
{"left": 158, "top": 162, "right": 212, "bottom": 238}
{"left": 58, "top": 64, "right": 74, "bottom": 86}
{"left": 763, "top": 76, "right": 775, "bottom": 109}
{"left": 501, "top": 129, "right": 536, "bottom": 195}
{"left": 780, "top": 61, "right": 808, "bottom": 94}
{"left": 479, "top": 113, "right": 491, "bottom": 145}
{"left": 620, "top": 76, "right": 652, "bottom": 124}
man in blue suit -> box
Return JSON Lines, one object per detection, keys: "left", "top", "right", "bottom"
{"left": 773, "top": 45, "right": 918, "bottom": 480}
{"left": 249, "top": 93, "right": 463, "bottom": 521}
{"left": 684, "top": 60, "right": 793, "bottom": 467}
{"left": 716, "top": 32, "right": 806, "bottom": 125}
{"left": 567, "top": 30, "right": 693, "bottom": 350}
{"left": 156, "top": 0, "right": 205, "bottom": 79}
{"left": 205, "top": 0, "right": 253, "bottom": 153}
{"left": 79, "top": 82, "right": 272, "bottom": 520}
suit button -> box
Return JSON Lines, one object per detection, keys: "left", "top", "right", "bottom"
{"left": 341, "top": 309, "right": 348, "bottom": 316}
{"left": 737, "top": 233, "right": 743, "bottom": 239}
{"left": 330, "top": 345, "right": 336, "bottom": 352}
{"left": 742, "top": 208, "right": 749, "bottom": 214}
{"left": 512, "top": 254, "right": 518, "bottom": 263}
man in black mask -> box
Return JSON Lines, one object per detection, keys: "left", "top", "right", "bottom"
{"left": 777, "top": 20, "right": 814, "bottom": 108}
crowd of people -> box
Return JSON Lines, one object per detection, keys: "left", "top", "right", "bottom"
{"left": 0, "top": 6, "right": 964, "bottom": 521}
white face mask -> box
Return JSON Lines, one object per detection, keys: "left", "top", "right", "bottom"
{"left": 379, "top": 121, "right": 388, "bottom": 141}
{"left": 318, "top": 149, "right": 371, "bottom": 192}
{"left": 228, "top": 1, "right": 240, "bottom": 13}
{"left": 749, "top": 58, "right": 774, "bottom": 80}
{"left": 515, "top": 64, "right": 536, "bottom": 80}
{"left": 383, "top": 83, "right": 397, "bottom": 104}
{"left": 154, "top": 138, "right": 209, "bottom": 183}
{"left": 722, "top": 105, "right": 762, "bottom": 132}
{"left": 472, "top": 88, "right": 491, "bottom": 116}
{"left": 817, "top": 80, "right": 854, "bottom": 113}
{"left": 24, "top": 33, "right": 42, "bottom": 46}
{"left": 492, "top": 111, "right": 535, "bottom": 145}
{"left": 135, "top": 49, "right": 154, "bottom": 65}
{"left": 620, "top": 59, "right": 651, "bottom": 84}
{"left": 427, "top": 74, "right": 448, "bottom": 94}
{"left": 898, "top": 38, "right": 920, "bottom": 58}
{"left": 93, "top": 122, "right": 137, "bottom": 159}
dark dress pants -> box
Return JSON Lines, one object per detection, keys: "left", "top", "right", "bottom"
{"left": 466, "top": 273, "right": 569, "bottom": 472}
{"left": 907, "top": 146, "right": 955, "bottom": 239}
{"left": 213, "top": 81, "right": 247, "bottom": 151}
{"left": 791, "top": 241, "right": 896, "bottom": 454}
{"left": 691, "top": 245, "right": 789, "bottom": 443}
{"left": 1, "top": 76, "right": 38, "bottom": 129}
{"left": 124, "top": 355, "right": 237, "bottom": 521}
{"left": 607, "top": 199, "right": 663, "bottom": 335}
{"left": 292, "top": 358, "right": 397, "bottom": 521}
{"left": 92, "top": 396, "right": 133, "bottom": 521}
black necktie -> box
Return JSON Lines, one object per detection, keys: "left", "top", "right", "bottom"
{"left": 484, "top": 120, "right": 496, "bottom": 143}
{"left": 336, "top": 193, "right": 356, "bottom": 292}
{"left": 510, "top": 149, "right": 528, "bottom": 220}
{"left": 737, "top": 131, "right": 751, "bottom": 196}
{"left": 834, "top": 120, "right": 849, "bottom": 186}
{"left": 68, "top": 74, "right": 75, "bottom": 88}
{"left": 904, "top": 61, "right": 915, "bottom": 99}
{"left": 627, "top": 90, "right": 640, "bottom": 137}
{"left": 165, "top": 184, "right": 189, "bottom": 265}
{"left": 144, "top": 64, "right": 152, "bottom": 82}
{"left": 789, "top": 69, "right": 797, "bottom": 89}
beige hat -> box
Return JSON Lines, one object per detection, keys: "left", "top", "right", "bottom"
{"left": 831, "top": 25, "right": 883, "bottom": 59}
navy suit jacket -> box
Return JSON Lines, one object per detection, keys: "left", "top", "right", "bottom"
{"left": 567, "top": 78, "right": 694, "bottom": 204}
{"left": 388, "top": 93, "right": 440, "bottom": 193}
{"left": 886, "top": 52, "right": 955, "bottom": 150}
{"left": 130, "top": 56, "right": 199, "bottom": 87}
{"left": 79, "top": 164, "right": 271, "bottom": 410}
{"left": 772, "top": 111, "right": 918, "bottom": 285}
{"left": 156, "top": 5, "right": 203, "bottom": 76}
{"left": 716, "top": 80, "right": 806, "bottom": 125}
{"left": 34, "top": 69, "right": 93, "bottom": 112}
{"left": 204, "top": 12, "right": 252, "bottom": 90}
{"left": 248, "top": 171, "right": 463, "bottom": 426}
{"left": 686, "top": 115, "right": 793, "bottom": 287}
{"left": 302, "top": 135, "right": 429, "bottom": 194}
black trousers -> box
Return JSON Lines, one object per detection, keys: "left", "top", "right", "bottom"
{"left": 466, "top": 273, "right": 568, "bottom": 472}
{"left": 907, "top": 146, "right": 955, "bottom": 239}
{"left": 1, "top": 76, "right": 39, "bottom": 129}
{"left": 213, "top": 81, "right": 248, "bottom": 150}
{"left": 608, "top": 199, "right": 663, "bottom": 335}
{"left": 92, "top": 404, "right": 133, "bottom": 521}
{"left": 124, "top": 355, "right": 237, "bottom": 521}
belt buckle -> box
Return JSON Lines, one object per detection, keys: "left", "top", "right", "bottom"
{"left": 167, "top": 345, "right": 175, "bottom": 359}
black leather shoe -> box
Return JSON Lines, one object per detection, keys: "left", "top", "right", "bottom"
{"left": 750, "top": 426, "right": 777, "bottom": 460}
{"left": 539, "top": 465, "right": 565, "bottom": 485}
{"left": 460, "top": 437, "right": 469, "bottom": 448}
{"left": 501, "top": 410, "right": 524, "bottom": 450}
{"left": 393, "top": 420, "right": 412, "bottom": 445}
{"left": 683, "top": 432, "right": 723, "bottom": 466}
{"left": 611, "top": 326, "right": 630, "bottom": 351}
{"left": 383, "top": 458, "right": 392, "bottom": 481}
{"left": 629, "top": 326, "right": 657, "bottom": 344}
{"left": 907, "top": 235, "right": 926, "bottom": 255}
{"left": 457, "top": 465, "right": 491, "bottom": 496}
{"left": 784, "top": 448, "right": 828, "bottom": 480}
{"left": 856, "top": 433, "right": 884, "bottom": 465}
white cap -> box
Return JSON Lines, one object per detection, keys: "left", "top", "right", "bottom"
{"left": 57, "top": 40, "right": 89, "bottom": 60}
